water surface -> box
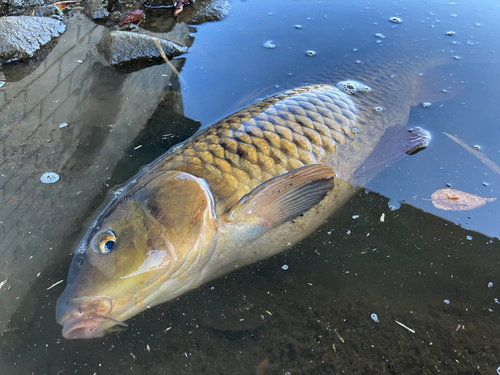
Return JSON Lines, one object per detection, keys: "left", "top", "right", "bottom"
{"left": 1, "top": 0, "right": 500, "bottom": 374}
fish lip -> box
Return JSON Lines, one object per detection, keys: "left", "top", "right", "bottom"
{"left": 61, "top": 316, "right": 106, "bottom": 339}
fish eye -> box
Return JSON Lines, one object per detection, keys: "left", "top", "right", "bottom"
{"left": 91, "top": 230, "right": 117, "bottom": 254}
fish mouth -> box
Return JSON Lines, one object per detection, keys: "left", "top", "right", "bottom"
{"left": 57, "top": 296, "right": 128, "bottom": 339}
{"left": 61, "top": 314, "right": 128, "bottom": 339}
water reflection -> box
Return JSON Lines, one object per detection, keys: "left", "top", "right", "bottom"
{"left": 1, "top": 0, "right": 500, "bottom": 373}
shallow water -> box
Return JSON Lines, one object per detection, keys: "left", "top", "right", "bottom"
{"left": 1, "top": 0, "right": 500, "bottom": 374}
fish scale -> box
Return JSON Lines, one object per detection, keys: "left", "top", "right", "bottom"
{"left": 152, "top": 85, "right": 359, "bottom": 212}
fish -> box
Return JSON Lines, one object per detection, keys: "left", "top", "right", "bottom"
{"left": 56, "top": 51, "right": 454, "bottom": 339}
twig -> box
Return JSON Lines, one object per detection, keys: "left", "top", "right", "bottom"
{"left": 443, "top": 132, "right": 500, "bottom": 177}
{"left": 395, "top": 320, "right": 415, "bottom": 333}
{"left": 151, "top": 37, "right": 189, "bottom": 90}
{"left": 47, "top": 280, "right": 64, "bottom": 290}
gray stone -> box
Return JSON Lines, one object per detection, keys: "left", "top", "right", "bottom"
{"left": 0, "top": 16, "right": 66, "bottom": 62}
{"left": 180, "top": 0, "right": 230, "bottom": 24}
{"left": 97, "top": 31, "right": 188, "bottom": 67}
{"left": 82, "top": 0, "right": 109, "bottom": 20}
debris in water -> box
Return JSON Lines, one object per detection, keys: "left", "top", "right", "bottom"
{"left": 174, "top": 0, "right": 191, "bottom": 16}
{"left": 395, "top": 320, "right": 415, "bottom": 333}
{"left": 380, "top": 213, "right": 385, "bottom": 222}
{"left": 146, "top": 344, "right": 150, "bottom": 352}
{"left": 256, "top": 358, "right": 269, "bottom": 375}
{"left": 373, "top": 106, "right": 384, "bottom": 112}
{"left": 375, "top": 33, "right": 386, "bottom": 39}
{"left": 444, "top": 299, "right": 450, "bottom": 304}
{"left": 371, "top": 313, "right": 379, "bottom": 322}
{"left": 390, "top": 17, "right": 401, "bottom": 23}
{"left": 0, "top": 81, "right": 5, "bottom": 88}
{"left": 466, "top": 235, "right": 472, "bottom": 241}
{"left": 0, "top": 279, "right": 7, "bottom": 290}
{"left": 352, "top": 215, "right": 359, "bottom": 219}
{"left": 59, "top": 123, "right": 68, "bottom": 128}
{"left": 488, "top": 282, "right": 494, "bottom": 288}
{"left": 46, "top": 280, "right": 64, "bottom": 290}
{"left": 40, "top": 172, "right": 60, "bottom": 184}
{"left": 281, "top": 264, "right": 289, "bottom": 270}
{"left": 443, "top": 132, "right": 500, "bottom": 177}
{"left": 306, "top": 50, "right": 315, "bottom": 57}
{"left": 294, "top": 25, "right": 302, "bottom": 29}
{"left": 263, "top": 40, "right": 276, "bottom": 49}
{"left": 422, "top": 102, "right": 431, "bottom": 108}
{"left": 119, "top": 10, "right": 145, "bottom": 27}
{"left": 446, "top": 31, "right": 456, "bottom": 36}
{"left": 429, "top": 189, "right": 496, "bottom": 211}
{"left": 163, "top": 327, "right": 172, "bottom": 333}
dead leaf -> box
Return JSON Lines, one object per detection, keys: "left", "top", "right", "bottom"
{"left": 119, "top": 9, "right": 145, "bottom": 27}
{"left": 174, "top": 0, "right": 191, "bottom": 16}
{"left": 430, "top": 189, "right": 496, "bottom": 211}
{"left": 256, "top": 358, "right": 269, "bottom": 375}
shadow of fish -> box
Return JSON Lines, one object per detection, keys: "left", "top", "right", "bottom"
{"left": 56, "top": 51, "right": 456, "bottom": 339}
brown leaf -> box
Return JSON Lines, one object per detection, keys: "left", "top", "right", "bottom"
{"left": 256, "top": 358, "right": 269, "bottom": 375}
{"left": 119, "top": 9, "right": 145, "bottom": 27}
{"left": 430, "top": 189, "right": 496, "bottom": 211}
{"left": 174, "top": 0, "right": 191, "bottom": 16}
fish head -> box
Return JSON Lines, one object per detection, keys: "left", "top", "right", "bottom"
{"left": 56, "top": 171, "right": 218, "bottom": 339}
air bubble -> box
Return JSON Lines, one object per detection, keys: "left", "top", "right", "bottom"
{"left": 375, "top": 33, "right": 386, "bottom": 39}
{"left": 337, "top": 80, "right": 371, "bottom": 95}
{"left": 422, "top": 102, "right": 432, "bottom": 108}
{"left": 263, "top": 40, "right": 275, "bottom": 49}
{"left": 488, "top": 282, "right": 494, "bottom": 288}
{"left": 473, "top": 145, "right": 481, "bottom": 151}
{"left": 371, "top": 313, "right": 379, "bottom": 322}
{"left": 373, "top": 106, "right": 384, "bottom": 112}
{"left": 306, "top": 50, "right": 315, "bottom": 57}
{"left": 454, "top": 56, "right": 460, "bottom": 60}
{"left": 446, "top": 31, "right": 455, "bottom": 36}
{"left": 40, "top": 172, "right": 60, "bottom": 184}
{"left": 281, "top": 264, "right": 289, "bottom": 270}
{"left": 294, "top": 25, "right": 302, "bottom": 29}
{"left": 483, "top": 182, "right": 489, "bottom": 187}
{"left": 466, "top": 235, "right": 472, "bottom": 241}
{"left": 59, "top": 122, "right": 69, "bottom": 128}
{"left": 444, "top": 299, "right": 450, "bottom": 304}
{"left": 390, "top": 17, "right": 401, "bottom": 24}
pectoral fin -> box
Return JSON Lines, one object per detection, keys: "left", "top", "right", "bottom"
{"left": 352, "top": 126, "right": 431, "bottom": 186}
{"left": 223, "top": 164, "right": 335, "bottom": 238}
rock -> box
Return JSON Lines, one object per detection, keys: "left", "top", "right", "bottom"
{"left": 179, "top": 0, "right": 230, "bottom": 24}
{"left": 82, "top": 0, "right": 109, "bottom": 20}
{"left": 0, "top": 16, "right": 66, "bottom": 62}
{"left": 97, "top": 31, "right": 188, "bottom": 67}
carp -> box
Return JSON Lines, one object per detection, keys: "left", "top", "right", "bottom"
{"left": 56, "top": 53, "right": 453, "bottom": 339}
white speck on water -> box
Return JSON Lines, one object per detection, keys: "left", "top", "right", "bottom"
{"left": 422, "top": 102, "right": 432, "bottom": 108}
{"left": 346, "top": 230, "right": 351, "bottom": 235}
{"left": 390, "top": 17, "right": 401, "bottom": 23}
{"left": 306, "top": 50, "right": 316, "bottom": 57}
{"left": 371, "top": 313, "right": 379, "bottom": 322}
{"left": 495, "top": 298, "right": 500, "bottom": 304}
{"left": 263, "top": 40, "right": 275, "bottom": 49}
{"left": 373, "top": 106, "right": 384, "bottom": 112}
{"left": 281, "top": 264, "right": 289, "bottom": 270}
{"left": 444, "top": 299, "right": 450, "bottom": 304}
{"left": 352, "top": 215, "right": 359, "bottom": 219}
{"left": 0, "top": 81, "right": 5, "bottom": 88}
{"left": 497, "top": 366, "right": 500, "bottom": 375}
{"left": 353, "top": 48, "right": 358, "bottom": 52}
{"left": 475, "top": 23, "right": 482, "bottom": 26}
{"left": 466, "top": 235, "right": 473, "bottom": 241}
{"left": 375, "top": 33, "right": 386, "bottom": 39}
{"left": 59, "top": 123, "right": 69, "bottom": 128}
{"left": 294, "top": 24, "right": 302, "bottom": 29}
{"left": 40, "top": 172, "right": 60, "bottom": 184}
{"left": 488, "top": 282, "right": 494, "bottom": 288}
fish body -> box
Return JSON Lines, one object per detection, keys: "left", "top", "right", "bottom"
{"left": 56, "top": 54, "right": 441, "bottom": 339}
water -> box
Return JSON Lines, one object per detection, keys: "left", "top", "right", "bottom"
{"left": 1, "top": 0, "right": 500, "bottom": 373}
